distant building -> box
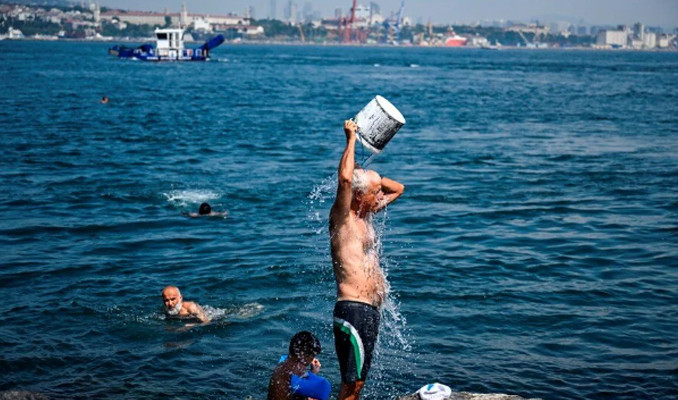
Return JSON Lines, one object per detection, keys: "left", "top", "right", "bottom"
{"left": 180, "top": 2, "right": 187, "bottom": 27}
{"left": 507, "top": 23, "right": 549, "bottom": 37}
{"left": 269, "top": 0, "right": 276, "bottom": 19}
{"left": 101, "top": 10, "right": 167, "bottom": 26}
{"left": 632, "top": 22, "right": 644, "bottom": 40}
{"left": 549, "top": 21, "right": 571, "bottom": 36}
{"left": 466, "top": 35, "right": 489, "bottom": 47}
{"left": 284, "top": 1, "right": 297, "bottom": 23}
{"left": 354, "top": 4, "right": 370, "bottom": 20}
{"left": 102, "top": 9, "right": 251, "bottom": 26}
{"left": 643, "top": 32, "right": 656, "bottom": 48}
{"left": 8, "top": 27, "right": 24, "bottom": 39}
{"left": 370, "top": 2, "right": 380, "bottom": 17}
{"left": 656, "top": 34, "right": 677, "bottom": 48}
{"left": 214, "top": 24, "right": 264, "bottom": 36}
{"left": 596, "top": 29, "right": 628, "bottom": 48}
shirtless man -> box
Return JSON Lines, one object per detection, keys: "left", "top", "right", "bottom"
{"left": 329, "top": 120, "right": 405, "bottom": 400}
{"left": 161, "top": 285, "right": 210, "bottom": 323}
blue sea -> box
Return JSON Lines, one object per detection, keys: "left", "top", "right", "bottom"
{"left": 1, "top": 41, "right": 677, "bottom": 400}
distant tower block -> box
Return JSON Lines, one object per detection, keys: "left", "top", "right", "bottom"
{"left": 180, "top": 2, "right": 188, "bottom": 27}
{"left": 270, "top": 0, "right": 277, "bottom": 19}
{"left": 94, "top": 2, "right": 100, "bottom": 25}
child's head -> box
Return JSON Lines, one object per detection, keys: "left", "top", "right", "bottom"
{"left": 289, "top": 331, "right": 322, "bottom": 361}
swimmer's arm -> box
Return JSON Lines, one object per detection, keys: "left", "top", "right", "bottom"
{"left": 333, "top": 120, "right": 357, "bottom": 217}
{"left": 376, "top": 177, "right": 404, "bottom": 211}
{"left": 187, "top": 303, "right": 211, "bottom": 323}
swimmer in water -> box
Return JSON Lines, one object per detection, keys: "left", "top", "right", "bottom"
{"left": 100, "top": 95, "right": 109, "bottom": 104}
{"left": 329, "top": 120, "right": 404, "bottom": 400}
{"left": 187, "top": 202, "right": 228, "bottom": 218}
{"left": 161, "top": 285, "right": 210, "bottom": 323}
{"left": 267, "top": 331, "right": 330, "bottom": 400}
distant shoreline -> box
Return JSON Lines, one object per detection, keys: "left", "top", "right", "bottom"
{"left": 3, "top": 37, "right": 677, "bottom": 52}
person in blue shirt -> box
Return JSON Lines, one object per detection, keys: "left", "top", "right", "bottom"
{"left": 267, "top": 331, "right": 331, "bottom": 400}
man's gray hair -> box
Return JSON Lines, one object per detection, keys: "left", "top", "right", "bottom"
{"left": 352, "top": 169, "right": 369, "bottom": 194}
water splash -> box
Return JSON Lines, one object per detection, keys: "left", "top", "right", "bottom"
{"left": 306, "top": 174, "right": 336, "bottom": 235}
{"left": 361, "top": 210, "right": 415, "bottom": 399}
{"left": 203, "top": 302, "right": 264, "bottom": 322}
{"left": 162, "top": 189, "right": 221, "bottom": 207}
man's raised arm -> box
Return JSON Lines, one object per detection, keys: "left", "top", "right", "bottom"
{"left": 331, "top": 120, "right": 358, "bottom": 218}
{"left": 376, "top": 176, "right": 405, "bottom": 212}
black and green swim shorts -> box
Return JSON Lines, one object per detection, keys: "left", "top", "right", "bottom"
{"left": 333, "top": 300, "right": 381, "bottom": 383}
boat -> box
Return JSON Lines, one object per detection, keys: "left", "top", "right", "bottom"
{"left": 109, "top": 28, "right": 224, "bottom": 61}
{"left": 444, "top": 32, "right": 468, "bottom": 47}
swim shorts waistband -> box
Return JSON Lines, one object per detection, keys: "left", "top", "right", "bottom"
{"left": 335, "top": 300, "right": 379, "bottom": 312}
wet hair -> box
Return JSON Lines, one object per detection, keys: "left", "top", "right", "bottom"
{"left": 289, "top": 331, "right": 321, "bottom": 358}
{"left": 352, "top": 169, "right": 369, "bottom": 194}
{"left": 198, "top": 202, "right": 212, "bottom": 215}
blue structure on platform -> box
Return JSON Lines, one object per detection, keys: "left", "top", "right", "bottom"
{"left": 109, "top": 28, "right": 225, "bottom": 61}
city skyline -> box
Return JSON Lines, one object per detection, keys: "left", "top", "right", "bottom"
{"left": 93, "top": 0, "right": 678, "bottom": 30}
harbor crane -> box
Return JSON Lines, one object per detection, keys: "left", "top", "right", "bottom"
{"left": 341, "top": 0, "right": 358, "bottom": 43}
{"left": 383, "top": 1, "right": 405, "bottom": 44}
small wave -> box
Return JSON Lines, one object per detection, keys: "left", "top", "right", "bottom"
{"left": 409, "top": 64, "right": 419, "bottom": 68}
{"left": 163, "top": 189, "right": 221, "bottom": 207}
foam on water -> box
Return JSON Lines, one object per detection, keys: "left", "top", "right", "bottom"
{"left": 162, "top": 189, "right": 221, "bottom": 207}
{"left": 203, "top": 302, "right": 264, "bottom": 321}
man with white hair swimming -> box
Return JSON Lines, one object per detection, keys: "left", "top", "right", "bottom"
{"left": 161, "top": 285, "right": 210, "bottom": 323}
{"left": 329, "top": 120, "right": 405, "bottom": 400}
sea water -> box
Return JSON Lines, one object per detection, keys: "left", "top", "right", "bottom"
{"left": 1, "top": 41, "right": 677, "bottom": 399}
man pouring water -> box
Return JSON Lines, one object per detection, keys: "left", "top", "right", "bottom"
{"left": 330, "top": 117, "right": 405, "bottom": 400}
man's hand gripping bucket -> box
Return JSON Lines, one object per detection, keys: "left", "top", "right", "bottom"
{"left": 352, "top": 95, "right": 406, "bottom": 155}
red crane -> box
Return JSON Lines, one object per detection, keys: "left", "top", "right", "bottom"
{"left": 342, "top": 0, "right": 357, "bottom": 43}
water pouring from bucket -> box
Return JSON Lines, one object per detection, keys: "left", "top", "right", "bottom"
{"left": 352, "top": 95, "right": 406, "bottom": 166}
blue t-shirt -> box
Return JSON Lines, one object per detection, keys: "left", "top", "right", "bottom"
{"left": 290, "top": 372, "right": 331, "bottom": 400}
{"left": 278, "top": 356, "right": 331, "bottom": 400}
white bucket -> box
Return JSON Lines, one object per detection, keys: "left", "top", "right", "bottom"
{"left": 353, "top": 95, "right": 406, "bottom": 154}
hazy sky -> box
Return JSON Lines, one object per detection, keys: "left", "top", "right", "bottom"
{"left": 97, "top": 0, "right": 678, "bottom": 29}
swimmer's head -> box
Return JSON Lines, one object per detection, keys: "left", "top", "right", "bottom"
{"left": 162, "top": 286, "right": 183, "bottom": 315}
{"left": 289, "top": 331, "right": 321, "bottom": 361}
{"left": 352, "top": 169, "right": 383, "bottom": 212}
{"left": 198, "top": 203, "right": 212, "bottom": 215}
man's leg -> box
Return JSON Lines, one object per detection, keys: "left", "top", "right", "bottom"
{"left": 337, "top": 380, "right": 365, "bottom": 400}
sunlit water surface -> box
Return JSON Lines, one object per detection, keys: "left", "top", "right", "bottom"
{"left": 1, "top": 41, "right": 677, "bottom": 400}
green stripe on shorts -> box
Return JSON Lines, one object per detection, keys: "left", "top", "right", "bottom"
{"left": 334, "top": 317, "right": 365, "bottom": 380}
